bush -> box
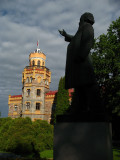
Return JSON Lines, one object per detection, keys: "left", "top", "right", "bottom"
{"left": 40, "top": 150, "right": 53, "bottom": 159}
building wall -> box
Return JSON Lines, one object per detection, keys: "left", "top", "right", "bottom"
{"left": 8, "top": 47, "right": 73, "bottom": 123}
{"left": 8, "top": 95, "right": 22, "bottom": 118}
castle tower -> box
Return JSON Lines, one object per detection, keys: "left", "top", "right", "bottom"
{"left": 22, "top": 42, "right": 51, "bottom": 121}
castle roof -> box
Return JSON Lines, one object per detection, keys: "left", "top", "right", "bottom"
{"left": 10, "top": 89, "right": 74, "bottom": 98}
{"left": 45, "top": 88, "right": 74, "bottom": 97}
{"left": 45, "top": 90, "right": 58, "bottom": 96}
{"left": 11, "top": 95, "right": 22, "bottom": 98}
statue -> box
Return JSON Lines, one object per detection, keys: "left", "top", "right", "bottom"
{"left": 59, "top": 12, "right": 104, "bottom": 114}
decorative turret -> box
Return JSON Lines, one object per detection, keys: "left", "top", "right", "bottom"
{"left": 29, "top": 45, "right": 46, "bottom": 67}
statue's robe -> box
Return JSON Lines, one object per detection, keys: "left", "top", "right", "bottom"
{"left": 65, "top": 22, "right": 96, "bottom": 89}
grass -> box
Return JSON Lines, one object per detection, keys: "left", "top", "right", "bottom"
{"left": 113, "top": 148, "right": 120, "bottom": 160}
{"left": 40, "top": 150, "right": 53, "bottom": 159}
{"left": 0, "top": 148, "right": 119, "bottom": 160}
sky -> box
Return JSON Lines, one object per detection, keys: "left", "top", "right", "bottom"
{"left": 0, "top": 0, "right": 120, "bottom": 117}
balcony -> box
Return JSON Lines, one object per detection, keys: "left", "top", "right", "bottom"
{"left": 25, "top": 65, "right": 50, "bottom": 72}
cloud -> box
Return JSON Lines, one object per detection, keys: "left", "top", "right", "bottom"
{"left": 0, "top": 0, "right": 120, "bottom": 117}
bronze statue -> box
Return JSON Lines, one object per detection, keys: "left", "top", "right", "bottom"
{"left": 59, "top": 12, "right": 104, "bottom": 113}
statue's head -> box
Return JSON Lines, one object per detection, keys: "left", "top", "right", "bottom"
{"left": 80, "top": 12, "right": 95, "bottom": 25}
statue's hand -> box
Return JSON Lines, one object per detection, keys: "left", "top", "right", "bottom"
{"left": 58, "top": 29, "right": 66, "bottom": 37}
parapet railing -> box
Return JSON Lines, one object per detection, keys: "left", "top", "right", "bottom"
{"left": 25, "top": 65, "right": 50, "bottom": 72}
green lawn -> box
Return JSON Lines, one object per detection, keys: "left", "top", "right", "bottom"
{"left": 0, "top": 149, "right": 120, "bottom": 160}
{"left": 40, "top": 150, "right": 53, "bottom": 159}
{"left": 113, "top": 148, "right": 120, "bottom": 160}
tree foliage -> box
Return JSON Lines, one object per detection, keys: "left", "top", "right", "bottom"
{"left": 91, "top": 17, "right": 120, "bottom": 115}
{"left": 54, "top": 76, "right": 69, "bottom": 120}
{"left": 0, "top": 117, "right": 53, "bottom": 157}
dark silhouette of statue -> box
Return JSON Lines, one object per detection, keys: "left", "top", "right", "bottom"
{"left": 59, "top": 12, "right": 104, "bottom": 114}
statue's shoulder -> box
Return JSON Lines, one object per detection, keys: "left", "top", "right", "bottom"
{"left": 83, "top": 22, "right": 93, "bottom": 29}
{"left": 82, "top": 23, "right": 94, "bottom": 35}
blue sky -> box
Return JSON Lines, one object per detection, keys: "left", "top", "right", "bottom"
{"left": 0, "top": 0, "right": 120, "bottom": 117}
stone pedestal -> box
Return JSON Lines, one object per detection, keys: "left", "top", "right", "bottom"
{"left": 54, "top": 114, "right": 113, "bottom": 160}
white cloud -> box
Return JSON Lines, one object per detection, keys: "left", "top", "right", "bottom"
{"left": 0, "top": 0, "right": 120, "bottom": 117}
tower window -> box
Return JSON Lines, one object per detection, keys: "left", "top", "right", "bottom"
{"left": 36, "top": 103, "right": 40, "bottom": 110}
{"left": 30, "top": 77, "right": 32, "bottom": 83}
{"left": 26, "top": 102, "right": 30, "bottom": 110}
{"left": 42, "top": 62, "right": 44, "bottom": 66}
{"left": 32, "top": 60, "right": 35, "bottom": 66}
{"left": 14, "top": 105, "right": 18, "bottom": 111}
{"left": 37, "top": 89, "right": 41, "bottom": 96}
{"left": 27, "top": 89, "right": 30, "bottom": 96}
{"left": 26, "top": 77, "right": 29, "bottom": 83}
{"left": 37, "top": 60, "right": 40, "bottom": 66}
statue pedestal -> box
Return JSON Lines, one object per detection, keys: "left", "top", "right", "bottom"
{"left": 54, "top": 114, "right": 113, "bottom": 160}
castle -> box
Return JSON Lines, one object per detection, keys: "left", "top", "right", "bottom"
{"left": 8, "top": 43, "right": 73, "bottom": 123}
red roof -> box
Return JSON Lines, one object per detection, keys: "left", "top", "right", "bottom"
{"left": 11, "top": 95, "right": 22, "bottom": 98}
{"left": 46, "top": 89, "right": 74, "bottom": 97}
{"left": 46, "top": 90, "right": 57, "bottom": 96}
{"left": 10, "top": 89, "right": 74, "bottom": 98}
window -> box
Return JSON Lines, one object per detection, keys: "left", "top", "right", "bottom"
{"left": 14, "top": 105, "right": 18, "bottom": 111}
{"left": 37, "top": 89, "right": 41, "bottom": 96}
{"left": 37, "top": 60, "right": 40, "bottom": 66}
{"left": 30, "top": 77, "right": 32, "bottom": 83}
{"left": 26, "top": 102, "right": 30, "bottom": 110}
{"left": 26, "top": 77, "right": 29, "bottom": 83}
{"left": 42, "top": 62, "right": 44, "bottom": 66}
{"left": 36, "top": 103, "right": 40, "bottom": 110}
{"left": 27, "top": 89, "right": 30, "bottom": 96}
{"left": 32, "top": 60, "right": 35, "bottom": 66}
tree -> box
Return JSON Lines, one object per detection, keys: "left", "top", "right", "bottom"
{"left": 91, "top": 17, "right": 120, "bottom": 115}
{"left": 0, "top": 117, "right": 53, "bottom": 157}
{"left": 32, "top": 120, "right": 53, "bottom": 153}
{"left": 54, "top": 76, "right": 70, "bottom": 122}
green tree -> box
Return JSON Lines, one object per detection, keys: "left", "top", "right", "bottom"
{"left": 91, "top": 17, "right": 120, "bottom": 115}
{"left": 0, "top": 117, "right": 53, "bottom": 157}
{"left": 32, "top": 120, "right": 53, "bottom": 153}
{"left": 0, "top": 117, "right": 34, "bottom": 155}
{"left": 54, "top": 76, "right": 69, "bottom": 122}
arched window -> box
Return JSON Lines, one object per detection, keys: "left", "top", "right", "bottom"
{"left": 37, "top": 60, "right": 40, "bottom": 66}
{"left": 32, "top": 60, "right": 35, "bottom": 66}
{"left": 42, "top": 62, "right": 44, "bottom": 66}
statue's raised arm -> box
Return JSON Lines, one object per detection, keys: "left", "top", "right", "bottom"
{"left": 58, "top": 29, "right": 73, "bottom": 42}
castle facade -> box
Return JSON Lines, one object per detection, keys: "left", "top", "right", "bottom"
{"left": 8, "top": 44, "right": 73, "bottom": 123}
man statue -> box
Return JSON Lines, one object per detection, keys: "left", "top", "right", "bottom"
{"left": 59, "top": 12, "right": 103, "bottom": 113}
